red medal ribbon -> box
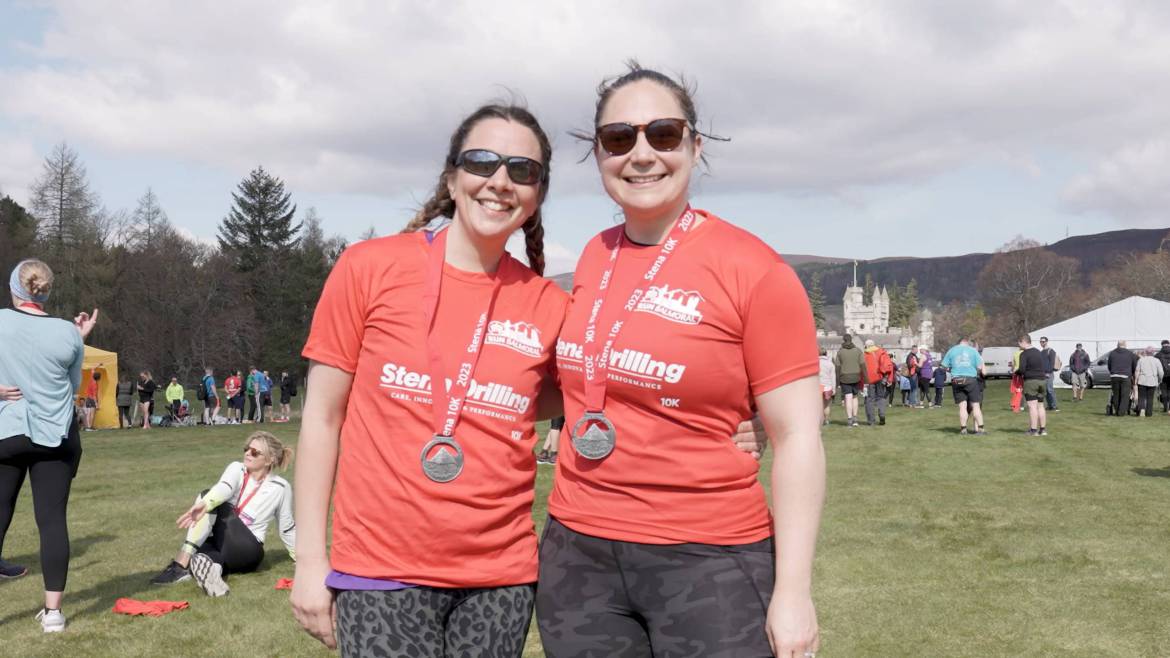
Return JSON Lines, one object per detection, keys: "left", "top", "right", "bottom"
{"left": 421, "top": 228, "right": 505, "bottom": 438}
{"left": 17, "top": 302, "right": 44, "bottom": 311}
{"left": 581, "top": 206, "right": 697, "bottom": 412}
{"left": 235, "top": 472, "right": 264, "bottom": 517}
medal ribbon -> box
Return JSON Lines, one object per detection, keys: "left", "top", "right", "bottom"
{"left": 422, "top": 228, "right": 505, "bottom": 438}
{"left": 235, "top": 472, "right": 263, "bottom": 517}
{"left": 581, "top": 206, "right": 697, "bottom": 412}
{"left": 17, "top": 302, "right": 44, "bottom": 311}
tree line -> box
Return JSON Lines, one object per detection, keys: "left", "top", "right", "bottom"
{"left": 0, "top": 143, "right": 346, "bottom": 385}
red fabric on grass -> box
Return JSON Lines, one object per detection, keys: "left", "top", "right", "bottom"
{"left": 275, "top": 578, "right": 294, "bottom": 590}
{"left": 112, "top": 598, "right": 189, "bottom": 616}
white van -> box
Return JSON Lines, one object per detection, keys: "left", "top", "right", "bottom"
{"left": 980, "top": 346, "right": 1017, "bottom": 379}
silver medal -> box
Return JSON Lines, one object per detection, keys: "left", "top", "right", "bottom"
{"left": 420, "top": 435, "right": 464, "bottom": 483}
{"left": 571, "top": 412, "right": 616, "bottom": 460}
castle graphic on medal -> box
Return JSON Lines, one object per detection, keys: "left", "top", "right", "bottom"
{"left": 571, "top": 412, "right": 616, "bottom": 460}
{"left": 420, "top": 435, "right": 464, "bottom": 483}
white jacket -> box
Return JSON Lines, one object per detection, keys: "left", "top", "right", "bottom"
{"left": 1136, "top": 355, "right": 1165, "bottom": 387}
{"left": 201, "top": 461, "right": 296, "bottom": 558}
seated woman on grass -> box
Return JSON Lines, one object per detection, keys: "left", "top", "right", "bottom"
{"left": 150, "top": 431, "right": 295, "bottom": 597}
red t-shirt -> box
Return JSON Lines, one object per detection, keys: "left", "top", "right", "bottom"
{"left": 86, "top": 379, "right": 98, "bottom": 400}
{"left": 225, "top": 375, "right": 241, "bottom": 397}
{"left": 302, "top": 232, "right": 567, "bottom": 587}
{"left": 549, "top": 211, "right": 819, "bottom": 545}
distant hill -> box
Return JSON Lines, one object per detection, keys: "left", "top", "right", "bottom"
{"left": 794, "top": 227, "right": 1170, "bottom": 305}
{"left": 778, "top": 254, "right": 853, "bottom": 267}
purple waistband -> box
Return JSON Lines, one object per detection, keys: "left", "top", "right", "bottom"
{"left": 325, "top": 570, "right": 418, "bottom": 591}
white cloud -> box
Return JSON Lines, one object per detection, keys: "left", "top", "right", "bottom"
{"left": 1, "top": 0, "right": 1169, "bottom": 223}
{"left": 1062, "top": 138, "right": 1170, "bottom": 223}
{"left": 505, "top": 233, "right": 578, "bottom": 276}
{"left": 0, "top": 136, "right": 41, "bottom": 202}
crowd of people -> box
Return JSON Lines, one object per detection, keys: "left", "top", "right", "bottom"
{"left": 98, "top": 367, "right": 300, "bottom": 430}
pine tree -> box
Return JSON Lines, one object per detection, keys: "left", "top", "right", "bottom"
{"left": 127, "top": 187, "right": 172, "bottom": 251}
{"left": 29, "top": 142, "right": 98, "bottom": 246}
{"left": 862, "top": 273, "right": 875, "bottom": 306}
{"left": 808, "top": 272, "right": 826, "bottom": 330}
{"left": 902, "top": 279, "right": 919, "bottom": 326}
{"left": 0, "top": 195, "right": 39, "bottom": 277}
{"left": 217, "top": 166, "right": 301, "bottom": 273}
{"left": 888, "top": 281, "right": 904, "bottom": 327}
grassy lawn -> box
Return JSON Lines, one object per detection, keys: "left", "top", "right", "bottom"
{"left": 1, "top": 381, "right": 1169, "bottom": 656}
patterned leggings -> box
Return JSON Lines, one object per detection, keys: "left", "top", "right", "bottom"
{"left": 336, "top": 583, "right": 535, "bottom": 658}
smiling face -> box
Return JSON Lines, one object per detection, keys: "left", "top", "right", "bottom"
{"left": 595, "top": 79, "right": 702, "bottom": 224}
{"left": 446, "top": 118, "right": 543, "bottom": 247}
{"left": 243, "top": 438, "right": 271, "bottom": 472}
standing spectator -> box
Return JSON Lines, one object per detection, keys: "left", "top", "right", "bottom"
{"left": 918, "top": 347, "right": 934, "bottom": 406}
{"left": 833, "top": 334, "right": 866, "bottom": 427}
{"left": 82, "top": 371, "right": 100, "bottom": 431}
{"left": 1135, "top": 348, "right": 1164, "bottom": 418}
{"left": 932, "top": 365, "right": 946, "bottom": 407}
{"left": 1039, "top": 337, "right": 1061, "bottom": 412}
{"left": 1156, "top": 340, "right": 1170, "bottom": 413}
{"left": 536, "top": 416, "right": 563, "bottom": 465}
{"left": 904, "top": 346, "right": 920, "bottom": 408}
{"left": 941, "top": 337, "right": 986, "bottom": 435}
{"left": 1009, "top": 348, "right": 1024, "bottom": 413}
{"left": 260, "top": 370, "right": 273, "bottom": 422}
{"left": 1106, "top": 341, "right": 1137, "bottom": 417}
{"left": 201, "top": 368, "right": 220, "bottom": 426}
{"left": 862, "top": 339, "right": 892, "bottom": 426}
{"left": 279, "top": 371, "right": 297, "bottom": 422}
{"left": 245, "top": 366, "right": 258, "bottom": 423}
{"left": 1068, "top": 343, "right": 1092, "bottom": 403}
{"left": 818, "top": 348, "right": 835, "bottom": 426}
{"left": 115, "top": 374, "right": 134, "bottom": 429}
{"left": 0, "top": 258, "right": 87, "bottom": 632}
{"left": 165, "top": 377, "right": 184, "bottom": 419}
{"left": 1016, "top": 335, "right": 1048, "bottom": 436}
{"left": 224, "top": 370, "right": 242, "bottom": 424}
{"left": 898, "top": 369, "right": 911, "bottom": 406}
{"left": 137, "top": 372, "right": 157, "bottom": 429}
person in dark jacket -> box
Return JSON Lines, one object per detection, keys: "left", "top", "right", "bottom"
{"left": 1016, "top": 335, "right": 1048, "bottom": 436}
{"left": 1068, "top": 343, "right": 1092, "bottom": 403}
{"left": 833, "top": 334, "right": 867, "bottom": 427}
{"left": 1106, "top": 341, "right": 1138, "bottom": 416}
{"left": 1156, "top": 340, "right": 1170, "bottom": 413}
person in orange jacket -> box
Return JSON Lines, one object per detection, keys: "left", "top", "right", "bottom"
{"left": 1010, "top": 348, "right": 1024, "bottom": 412}
{"left": 863, "top": 339, "right": 895, "bottom": 426}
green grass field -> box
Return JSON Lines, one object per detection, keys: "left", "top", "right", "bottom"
{"left": 2, "top": 382, "right": 1169, "bottom": 657}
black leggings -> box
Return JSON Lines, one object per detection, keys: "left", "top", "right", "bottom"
{"left": 537, "top": 517, "right": 774, "bottom": 658}
{"left": 118, "top": 405, "right": 132, "bottom": 428}
{"left": 195, "top": 499, "right": 264, "bottom": 574}
{"left": 0, "top": 424, "right": 82, "bottom": 592}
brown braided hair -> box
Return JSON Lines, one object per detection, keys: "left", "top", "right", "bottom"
{"left": 402, "top": 104, "right": 551, "bottom": 276}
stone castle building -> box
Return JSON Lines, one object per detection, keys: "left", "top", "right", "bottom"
{"left": 818, "top": 263, "right": 935, "bottom": 359}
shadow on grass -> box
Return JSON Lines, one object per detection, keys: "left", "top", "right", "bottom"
{"left": 1131, "top": 467, "right": 1170, "bottom": 478}
{"left": 2, "top": 532, "right": 116, "bottom": 566}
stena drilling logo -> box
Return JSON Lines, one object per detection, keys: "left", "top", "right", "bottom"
{"left": 556, "top": 339, "right": 686, "bottom": 387}
{"left": 485, "top": 319, "right": 543, "bottom": 358}
{"left": 379, "top": 364, "right": 532, "bottom": 417}
{"left": 636, "top": 284, "right": 705, "bottom": 325}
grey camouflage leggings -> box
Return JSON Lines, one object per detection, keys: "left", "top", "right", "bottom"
{"left": 536, "top": 517, "right": 775, "bottom": 658}
{"left": 336, "top": 584, "right": 535, "bottom": 658}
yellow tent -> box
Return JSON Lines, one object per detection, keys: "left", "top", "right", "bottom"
{"left": 81, "top": 346, "right": 119, "bottom": 429}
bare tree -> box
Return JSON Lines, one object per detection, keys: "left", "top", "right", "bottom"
{"left": 977, "top": 247, "right": 1080, "bottom": 342}
{"left": 30, "top": 143, "right": 98, "bottom": 246}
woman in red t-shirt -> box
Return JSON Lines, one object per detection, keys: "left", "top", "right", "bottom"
{"left": 536, "top": 64, "right": 825, "bottom": 658}
{"left": 291, "top": 104, "right": 564, "bottom": 657}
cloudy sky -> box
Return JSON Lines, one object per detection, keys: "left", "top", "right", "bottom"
{"left": 2, "top": 0, "right": 1167, "bottom": 274}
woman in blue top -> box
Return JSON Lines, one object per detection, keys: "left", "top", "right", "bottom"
{"left": 0, "top": 259, "right": 88, "bottom": 633}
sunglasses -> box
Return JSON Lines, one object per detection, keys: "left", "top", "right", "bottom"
{"left": 454, "top": 149, "right": 544, "bottom": 186}
{"left": 596, "top": 118, "right": 691, "bottom": 156}
{"left": 244, "top": 447, "right": 264, "bottom": 458}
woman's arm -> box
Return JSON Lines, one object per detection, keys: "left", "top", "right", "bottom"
{"left": 290, "top": 361, "right": 353, "bottom": 650}
{"left": 758, "top": 375, "right": 824, "bottom": 657}
{"left": 277, "top": 480, "right": 297, "bottom": 561}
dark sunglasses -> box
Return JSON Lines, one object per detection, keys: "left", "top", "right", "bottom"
{"left": 244, "top": 447, "right": 263, "bottom": 458}
{"left": 596, "top": 118, "right": 691, "bottom": 156}
{"left": 454, "top": 149, "right": 544, "bottom": 186}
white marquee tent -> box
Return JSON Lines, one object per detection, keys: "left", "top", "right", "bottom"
{"left": 1029, "top": 296, "right": 1170, "bottom": 386}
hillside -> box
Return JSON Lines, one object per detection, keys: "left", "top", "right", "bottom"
{"left": 794, "top": 227, "right": 1170, "bottom": 304}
